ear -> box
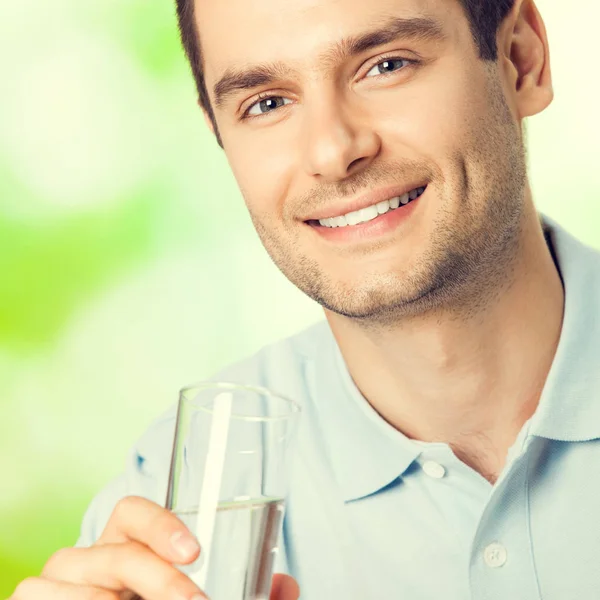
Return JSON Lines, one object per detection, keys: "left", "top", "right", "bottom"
{"left": 498, "top": 0, "right": 553, "bottom": 119}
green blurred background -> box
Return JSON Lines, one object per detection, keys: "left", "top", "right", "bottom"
{"left": 0, "top": 0, "right": 598, "bottom": 594}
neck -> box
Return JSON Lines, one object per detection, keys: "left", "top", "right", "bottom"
{"left": 326, "top": 204, "right": 565, "bottom": 483}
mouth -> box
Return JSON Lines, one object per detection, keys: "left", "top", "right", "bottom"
{"left": 305, "top": 185, "right": 427, "bottom": 229}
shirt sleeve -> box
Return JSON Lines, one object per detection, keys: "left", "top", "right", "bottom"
{"left": 74, "top": 406, "right": 178, "bottom": 548}
{"left": 71, "top": 347, "right": 297, "bottom": 569}
{"left": 74, "top": 471, "right": 131, "bottom": 548}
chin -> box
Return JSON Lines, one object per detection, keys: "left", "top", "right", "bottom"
{"left": 312, "top": 278, "right": 410, "bottom": 318}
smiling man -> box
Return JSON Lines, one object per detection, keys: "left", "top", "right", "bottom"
{"left": 12, "top": 0, "right": 600, "bottom": 599}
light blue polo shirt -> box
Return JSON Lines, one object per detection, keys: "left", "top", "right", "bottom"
{"left": 76, "top": 213, "right": 600, "bottom": 599}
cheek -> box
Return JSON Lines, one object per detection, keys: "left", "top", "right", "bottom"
{"left": 375, "top": 64, "right": 484, "bottom": 157}
{"left": 226, "top": 143, "right": 297, "bottom": 221}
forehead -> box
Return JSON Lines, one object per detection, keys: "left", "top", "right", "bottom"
{"left": 195, "top": 0, "right": 461, "bottom": 84}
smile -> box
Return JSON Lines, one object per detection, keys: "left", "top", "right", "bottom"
{"left": 312, "top": 186, "right": 427, "bottom": 228}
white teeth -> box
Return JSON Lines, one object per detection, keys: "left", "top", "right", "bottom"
{"left": 346, "top": 211, "right": 361, "bottom": 226}
{"left": 376, "top": 200, "right": 391, "bottom": 215}
{"left": 317, "top": 187, "right": 425, "bottom": 228}
{"left": 359, "top": 205, "right": 379, "bottom": 223}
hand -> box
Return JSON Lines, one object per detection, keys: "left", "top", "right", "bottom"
{"left": 9, "top": 495, "right": 300, "bottom": 600}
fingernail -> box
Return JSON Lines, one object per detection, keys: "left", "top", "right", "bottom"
{"left": 175, "top": 593, "right": 206, "bottom": 600}
{"left": 170, "top": 530, "right": 200, "bottom": 559}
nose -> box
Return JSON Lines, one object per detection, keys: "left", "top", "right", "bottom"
{"left": 302, "top": 93, "right": 381, "bottom": 182}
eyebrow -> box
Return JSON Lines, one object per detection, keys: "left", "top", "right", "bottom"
{"left": 212, "top": 15, "right": 446, "bottom": 110}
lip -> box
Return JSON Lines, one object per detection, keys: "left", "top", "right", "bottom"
{"left": 304, "top": 182, "right": 428, "bottom": 222}
{"left": 308, "top": 185, "right": 425, "bottom": 243}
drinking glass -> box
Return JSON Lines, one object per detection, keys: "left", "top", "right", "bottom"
{"left": 165, "top": 382, "right": 301, "bottom": 600}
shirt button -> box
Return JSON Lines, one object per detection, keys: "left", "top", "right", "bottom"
{"left": 483, "top": 542, "right": 507, "bottom": 568}
{"left": 422, "top": 461, "right": 446, "bottom": 479}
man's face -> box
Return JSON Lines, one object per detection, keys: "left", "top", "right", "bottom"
{"left": 196, "top": 0, "right": 529, "bottom": 321}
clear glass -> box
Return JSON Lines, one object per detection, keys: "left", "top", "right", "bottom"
{"left": 165, "top": 382, "right": 301, "bottom": 600}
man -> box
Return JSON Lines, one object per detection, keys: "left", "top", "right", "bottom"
{"left": 10, "top": 0, "right": 600, "bottom": 598}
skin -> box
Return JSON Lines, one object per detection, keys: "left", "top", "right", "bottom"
{"left": 11, "top": 496, "right": 299, "bottom": 599}
{"left": 11, "top": 0, "right": 561, "bottom": 597}
{"left": 197, "top": 0, "right": 562, "bottom": 484}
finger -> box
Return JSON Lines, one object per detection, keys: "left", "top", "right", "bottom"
{"left": 270, "top": 574, "right": 300, "bottom": 600}
{"left": 41, "top": 543, "right": 207, "bottom": 600}
{"left": 10, "top": 576, "right": 118, "bottom": 600}
{"left": 97, "top": 496, "right": 201, "bottom": 565}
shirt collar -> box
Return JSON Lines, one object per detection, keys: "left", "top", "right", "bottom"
{"left": 312, "top": 325, "right": 422, "bottom": 503}
{"left": 312, "top": 212, "right": 600, "bottom": 502}
{"left": 529, "top": 213, "right": 600, "bottom": 441}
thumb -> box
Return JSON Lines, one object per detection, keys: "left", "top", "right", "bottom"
{"left": 270, "top": 573, "right": 300, "bottom": 600}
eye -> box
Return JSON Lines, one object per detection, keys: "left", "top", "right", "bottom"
{"left": 244, "top": 94, "right": 293, "bottom": 119}
{"left": 241, "top": 56, "right": 415, "bottom": 120}
{"left": 364, "top": 56, "right": 413, "bottom": 79}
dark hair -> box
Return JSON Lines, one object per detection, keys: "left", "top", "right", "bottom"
{"left": 175, "top": 0, "right": 517, "bottom": 148}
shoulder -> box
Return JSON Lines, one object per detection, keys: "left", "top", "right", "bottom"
{"left": 210, "top": 320, "right": 330, "bottom": 394}
{"left": 75, "top": 321, "right": 330, "bottom": 545}
{"left": 138, "top": 319, "right": 329, "bottom": 466}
